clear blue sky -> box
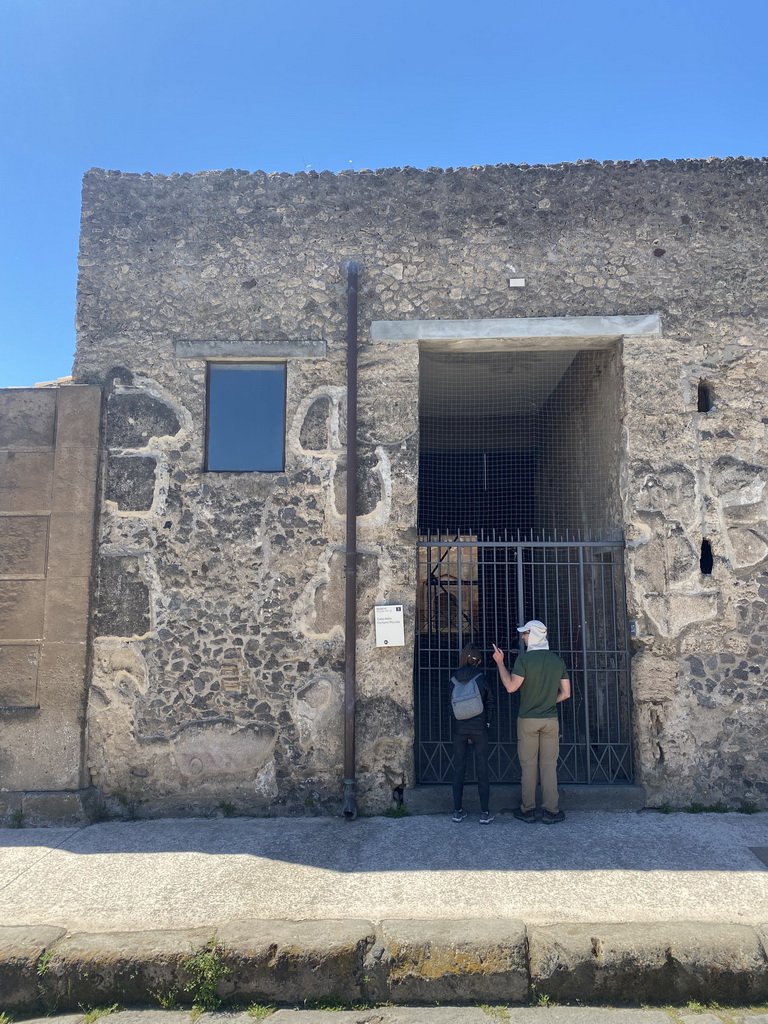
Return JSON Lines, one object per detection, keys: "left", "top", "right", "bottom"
{"left": 1, "top": 0, "right": 766, "bottom": 387}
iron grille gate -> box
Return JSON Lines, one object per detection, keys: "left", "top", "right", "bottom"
{"left": 415, "top": 535, "right": 633, "bottom": 786}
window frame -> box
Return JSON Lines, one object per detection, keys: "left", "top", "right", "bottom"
{"left": 204, "top": 360, "right": 287, "bottom": 473}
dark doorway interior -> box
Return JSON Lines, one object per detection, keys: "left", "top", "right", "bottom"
{"left": 415, "top": 346, "right": 633, "bottom": 785}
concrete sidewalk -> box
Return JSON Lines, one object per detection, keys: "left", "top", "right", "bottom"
{"left": 1, "top": 810, "right": 767, "bottom": 1011}
{"left": 13, "top": 1009, "right": 768, "bottom": 1024}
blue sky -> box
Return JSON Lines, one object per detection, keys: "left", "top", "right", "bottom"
{"left": 1, "top": 0, "right": 766, "bottom": 387}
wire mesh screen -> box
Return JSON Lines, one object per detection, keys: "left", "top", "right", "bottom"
{"left": 415, "top": 538, "right": 633, "bottom": 785}
{"left": 418, "top": 347, "right": 623, "bottom": 540}
{"left": 415, "top": 346, "right": 632, "bottom": 786}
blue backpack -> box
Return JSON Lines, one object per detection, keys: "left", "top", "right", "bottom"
{"left": 450, "top": 672, "right": 484, "bottom": 720}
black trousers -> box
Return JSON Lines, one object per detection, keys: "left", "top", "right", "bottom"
{"left": 452, "top": 726, "right": 490, "bottom": 812}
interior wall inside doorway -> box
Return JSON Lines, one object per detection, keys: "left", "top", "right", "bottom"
{"left": 418, "top": 345, "right": 623, "bottom": 540}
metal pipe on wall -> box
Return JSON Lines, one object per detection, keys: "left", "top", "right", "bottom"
{"left": 342, "top": 261, "right": 360, "bottom": 820}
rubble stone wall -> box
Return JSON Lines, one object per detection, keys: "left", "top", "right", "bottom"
{"left": 74, "top": 159, "right": 768, "bottom": 813}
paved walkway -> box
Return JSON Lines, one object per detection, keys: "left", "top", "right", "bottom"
{"left": 1, "top": 811, "right": 767, "bottom": 931}
{"left": 13, "top": 1007, "right": 768, "bottom": 1023}
{"left": 1, "top": 810, "right": 767, "bottom": 1012}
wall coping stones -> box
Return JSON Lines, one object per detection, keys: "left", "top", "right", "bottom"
{"left": 371, "top": 315, "right": 663, "bottom": 348}
{"left": 87, "top": 157, "right": 768, "bottom": 183}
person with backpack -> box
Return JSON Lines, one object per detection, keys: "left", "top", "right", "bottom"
{"left": 492, "top": 620, "right": 571, "bottom": 824}
{"left": 450, "top": 643, "right": 495, "bottom": 824}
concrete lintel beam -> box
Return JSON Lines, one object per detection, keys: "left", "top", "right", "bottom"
{"left": 175, "top": 338, "right": 327, "bottom": 360}
{"left": 371, "top": 314, "right": 663, "bottom": 349}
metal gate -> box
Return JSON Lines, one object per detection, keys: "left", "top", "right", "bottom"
{"left": 415, "top": 533, "right": 633, "bottom": 785}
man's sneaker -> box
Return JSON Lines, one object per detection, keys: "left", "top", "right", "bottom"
{"left": 479, "top": 811, "right": 495, "bottom": 825}
{"left": 542, "top": 809, "right": 565, "bottom": 824}
{"left": 513, "top": 807, "right": 537, "bottom": 823}
{"left": 452, "top": 809, "right": 468, "bottom": 822}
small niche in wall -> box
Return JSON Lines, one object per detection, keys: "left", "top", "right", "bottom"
{"left": 700, "top": 538, "right": 714, "bottom": 575}
{"left": 697, "top": 381, "right": 714, "bottom": 413}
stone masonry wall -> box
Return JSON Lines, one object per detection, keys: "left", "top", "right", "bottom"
{"left": 74, "top": 159, "right": 768, "bottom": 812}
{"left": 0, "top": 385, "right": 101, "bottom": 824}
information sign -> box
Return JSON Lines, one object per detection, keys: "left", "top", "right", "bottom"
{"left": 374, "top": 604, "right": 405, "bottom": 647}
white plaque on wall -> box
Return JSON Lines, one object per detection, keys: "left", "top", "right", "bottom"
{"left": 374, "top": 604, "right": 405, "bottom": 647}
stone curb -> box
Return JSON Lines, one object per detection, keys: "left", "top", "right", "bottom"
{"left": 1, "top": 920, "right": 767, "bottom": 1012}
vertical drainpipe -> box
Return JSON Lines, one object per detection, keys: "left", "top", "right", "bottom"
{"left": 342, "top": 261, "right": 360, "bottom": 820}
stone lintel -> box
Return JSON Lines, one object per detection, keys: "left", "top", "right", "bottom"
{"left": 371, "top": 314, "right": 663, "bottom": 348}
{"left": 175, "top": 338, "right": 327, "bottom": 359}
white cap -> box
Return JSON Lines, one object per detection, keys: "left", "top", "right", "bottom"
{"left": 518, "top": 619, "right": 546, "bottom": 633}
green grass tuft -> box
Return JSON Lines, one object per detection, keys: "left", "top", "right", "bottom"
{"left": 82, "top": 1005, "right": 119, "bottom": 1024}
{"left": 383, "top": 803, "right": 410, "bottom": 818}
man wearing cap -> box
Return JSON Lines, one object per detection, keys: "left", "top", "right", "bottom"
{"left": 492, "top": 621, "right": 570, "bottom": 824}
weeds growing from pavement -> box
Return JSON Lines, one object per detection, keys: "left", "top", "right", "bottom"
{"left": 247, "top": 1004, "right": 278, "bottom": 1019}
{"left": 530, "top": 986, "right": 552, "bottom": 1007}
{"left": 383, "top": 803, "right": 410, "bottom": 818}
{"left": 301, "top": 996, "right": 380, "bottom": 1010}
{"left": 82, "top": 1005, "right": 118, "bottom": 1024}
{"left": 182, "top": 934, "right": 231, "bottom": 1010}
{"left": 480, "top": 1005, "right": 511, "bottom": 1021}
{"left": 152, "top": 986, "right": 179, "bottom": 1009}
{"left": 739, "top": 799, "right": 760, "bottom": 814}
{"left": 36, "top": 949, "right": 54, "bottom": 976}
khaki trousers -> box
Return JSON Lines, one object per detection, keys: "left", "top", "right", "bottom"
{"left": 517, "top": 716, "right": 560, "bottom": 814}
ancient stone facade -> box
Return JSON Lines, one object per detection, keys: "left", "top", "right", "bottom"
{"left": 67, "top": 158, "right": 768, "bottom": 816}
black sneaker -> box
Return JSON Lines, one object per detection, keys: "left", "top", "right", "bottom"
{"left": 513, "top": 808, "right": 537, "bottom": 823}
{"left": 452, "top": 809, "right": 468, "bottom": 822}
{"left": 542, "top": 809, "right": 565, "bottom": 824}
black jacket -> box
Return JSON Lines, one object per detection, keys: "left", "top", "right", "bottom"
{"left": 450, "top": 665, "right": 495, "bottom": 732}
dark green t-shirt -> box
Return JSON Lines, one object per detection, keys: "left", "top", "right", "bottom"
{"left": 512, "top": 649, "right": 568, "bottom": 719}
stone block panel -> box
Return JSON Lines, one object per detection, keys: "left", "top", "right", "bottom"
{"left": 0, "top": 452, "right": 54, "bottom": 512}
{"left": 379, "top": 918, "right": 529, "bottom": 1004}
{"left": 37, "top": 642, "right": 87, "bottom": 708}
{"left": 0, "top": 706, "right": 84, "bottom": 790}
{"left": 0, "top": 390, "right": 56, "bottom": 450}
{"left": 0, "top": 645, "right": 39, "bottom": 706}
{"left": 528, "top": 921, "right": 768, "bottom": 1005}
{"left": 217, "top": 919, "right": 375, "bottom": 1003}
{"left": 43, "top": 578, "right": 91, "bottom": 643}
{"left": 169, "top": 721, "right": 277, "bottom": 777}
{"left": 95, "top": 556, "right": 151, "bottom": 638}
{"left": 52, "top": 446, "right": 99, "bottom": 515}
{"left": 0, "top": 581, "right": 45, "bottom": 640}
{"left": 54, "top": 385, "right": 102, "bottom": 449}
{"left": 46, "top": 514, "right": 95, "bottom": 579}
{"left": 299, "top": 395, "right": 333, "bottom": 450}
{"left": 0, "top": 516, "right": 48, "bottom": 578}
{"left": 0, "top": 925, "right": 67, "bottom": 1012}
{"left": 106, "top": 390, "right": 180, "bottom": 448}
{"left": 106, "top": 454, "right": 157, "bottom": 511}
{"left": 27, "top": 928, "right": 212, "bottom": 1012}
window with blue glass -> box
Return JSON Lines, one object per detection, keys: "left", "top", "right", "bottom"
{"left": 206, "top": 362, "right": 286, "bottom": 471}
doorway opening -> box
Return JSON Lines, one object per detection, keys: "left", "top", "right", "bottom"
{"left": 415, "top": 346, "right": 633, "bottom": 785}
